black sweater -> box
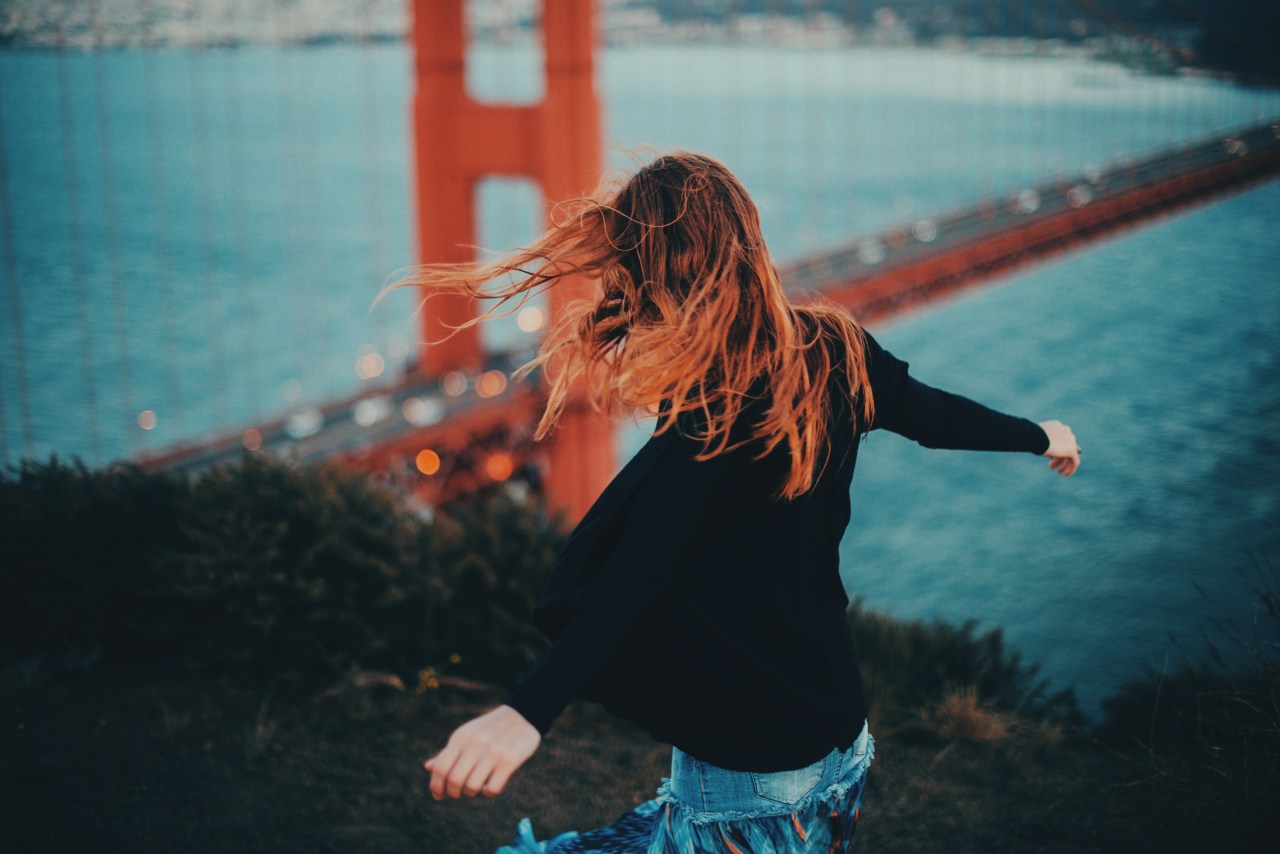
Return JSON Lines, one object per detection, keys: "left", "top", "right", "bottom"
{"left": 502, "top": 330, "right": 1050, "bottom": 772}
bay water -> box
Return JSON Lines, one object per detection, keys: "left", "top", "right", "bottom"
{"left": 2, "top": 43, "right": 1277, "bottom": 716}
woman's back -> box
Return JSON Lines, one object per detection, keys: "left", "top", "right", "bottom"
{"left": 405, "top": 151, "right": 1080, "bottom": 852}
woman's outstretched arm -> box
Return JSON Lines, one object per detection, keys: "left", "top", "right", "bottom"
{"left": 861, "top": 330, "right": 1081, "bottom": 475}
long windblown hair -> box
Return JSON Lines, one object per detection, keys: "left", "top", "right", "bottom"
{"left": 379, "top": 152, "right": 874, "bottom": 500}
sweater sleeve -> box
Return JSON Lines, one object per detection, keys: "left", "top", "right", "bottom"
{"left": 861, "top": 330, "right": 1050, "bottom": 454}
{"left": 501, "top": 436, "right": 718, "bottom": 735}
{"left": 501, "top": 610, "right": 632, "bottom": 735}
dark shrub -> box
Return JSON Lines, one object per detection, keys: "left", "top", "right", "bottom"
{"left": 846, "top": 597, "right": 1082, "bottom": 733}
{"left": 1095, "top": 561, "right": 1279, "bottom": 852}
{"left": 0, "top": 454, "right": 568, "bottom": 695}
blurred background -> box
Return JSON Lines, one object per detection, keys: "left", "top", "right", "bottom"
{"left": 2, "top": 0, "right": 1278, "bottom": 725}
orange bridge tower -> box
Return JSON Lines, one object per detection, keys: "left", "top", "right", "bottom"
{"left": 409, "top": 0, "right": 614, "bottom": 524}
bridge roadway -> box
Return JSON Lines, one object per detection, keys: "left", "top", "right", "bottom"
{"left": 138, "top": 119, "right": 1280, "bottom": 498}
{"left": 780, "top": 118, "right": 1280, "bottom": 322}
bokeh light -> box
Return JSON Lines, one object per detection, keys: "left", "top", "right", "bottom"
{"left": 475, "top": 370, "right": 509, "bottom": 398}
{"left": 353, "top": 396, "right": 392, "bottom": 427}
{"left": 137, "top": 409, "right": 157, "bottom": 430}
{"left": 912, "top": 219, "right": 938, "bottom": 242}
{"left": 355, "top": 345, "right": 385, "bottom": 381}
{"left": 402, "top": 396, "right": 445, "bottom": 426}
{"left": 484, "top": 452, "right": 514, "bottom": 481}
{"left": 857, "top": 240, "right": 886, "bottom": 265}
{"left": 242, "top": 428, "right": 262, "bottom": 451}
{"left": 1015, "top": 188, "right": 1041, "bottom": 214}
{"left": 415, "top": 449, "right": 442, "bottom": 476}
{"left": 517, "top": 305, "right": 545, "bottom": 332}
{"left": 441, "top": 370, "right": 468, "bottom": 396}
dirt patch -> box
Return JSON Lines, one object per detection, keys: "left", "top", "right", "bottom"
{"left": 0, "top": 664, "right": 1266, "bottom": 853}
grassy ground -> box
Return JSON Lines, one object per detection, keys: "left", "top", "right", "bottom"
{"left": 5, "top": 661, "right": 1269, "bottom": 854}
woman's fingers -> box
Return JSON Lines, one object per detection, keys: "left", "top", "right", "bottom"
{"left": 461, "top": 756, "right": 497, "bottom": 798}
{"left": 483, "top": 761, "right": 517, "bottom": 797}
{"left": 1048, "top": 455, "right": 1078, "bottom": 476}
{"left": 425, "top": 744, "right": 461, "bottom": 800}
{"left": 443, "top": 750, "right": 480, "bottom": 799}
{"left": 423, "top": 705, "right": 542, "bottom": 802}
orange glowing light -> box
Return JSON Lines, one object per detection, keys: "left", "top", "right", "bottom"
{"left": 475, "top": 370, "right": 508, "bottom": 398}
{"left": 484, "top": 452, "right": 515, "bottom": 482}
{"left": 242, "top": 428, "right": 262, "bottom": 451}
{"left": 137, "top": 409, "right": 157, "bottom": 430}
{"left": 415, "top": 449, "right": 442, "bottom": 476}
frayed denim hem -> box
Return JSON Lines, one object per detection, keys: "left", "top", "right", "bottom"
{"left": 653, "top": 734, "right": 874, "bottom": 826}
{"left": 494, "top": 735, "right": 873, "bottom": 853}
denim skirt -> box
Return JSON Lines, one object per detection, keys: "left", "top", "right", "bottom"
{"left": 497, "top": 721, "right": 874, "bottom": 853}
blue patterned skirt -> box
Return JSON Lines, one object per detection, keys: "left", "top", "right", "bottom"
{"left": 497, "top": 723, "right": 873, "bottom": 853}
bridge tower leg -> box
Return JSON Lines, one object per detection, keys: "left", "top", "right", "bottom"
{"left": 410, "top": 0, "right": 615, "bottom": 525}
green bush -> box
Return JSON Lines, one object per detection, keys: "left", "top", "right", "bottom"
{"left": 846, "top": 598, "right": 1082, "bottom": 734}
{"left": 0, "top": 455, "right": 192, "bottom": 664}
{"left": 0, "top": 454, "right": 567, "bottom": 694}
{"left": 1095, "top": 561, "right": 1279, "bottom": 851}
{"left": 2, "top": 452, "right": 1081, "bottom": 730}
{"left": 425, "top": 490, "right": 569, "bottom": 684}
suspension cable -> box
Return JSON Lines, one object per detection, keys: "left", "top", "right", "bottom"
{"left": 359, "top": 0, "right": 391, "bottom": 363}
{"left": 0, "top": 65, "right": 33, "bottom": 463}
{"left": 184, "top": 0, "right": 230, "bottom": 433}
{"left": 217, "top": 1, "right": 261, "bottom": 418}
{"left": 56, "top": 1, "right": 103, "bottom": 463}
{"left": 269, "top": 1, "right": 316, "bottom": 410}
{"left": 90, "top": 0, "right": 136, "bottom": 455}
{"left": 141, "top": 0, "right": 183, "bottom": 442}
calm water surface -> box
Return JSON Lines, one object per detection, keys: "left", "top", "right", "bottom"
{"left": 3, "top": 44, "right": 1278, "bottom": 716}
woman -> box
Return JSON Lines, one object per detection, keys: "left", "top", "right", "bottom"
{"left": 403, "top": 152, "right": 1080, "bottom": 852}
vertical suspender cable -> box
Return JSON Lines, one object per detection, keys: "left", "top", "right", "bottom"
{"left": 217, "top": 2, "right": 261, "bottom": 418}
{"left": 141, "top": 0, "right": 183, "bottom": 442}
{"left": 269, "top": 2, "right": 314, "bottom": 409}
{"left": 802, "top": 0, "right": 821, "bottom": 257}
{"left": 923, "top": 1, "right": 934, "bottom": 200}
{"left": 728, "top": 0, "right": 743, "bottom": 180}
{"left": 56, "top": 2, "right": 103, "bottom": 463}
{"left": 1018, "top": 0, "right": 1029, "bottom": 185}
{"left": 994, "top": 1, "right": 1005, "bottom": 185}
{"left": 184, "top": 0, "right": 230, "bottom": 433}
{"left": 90, "top": 0, "right": 136, "bottom": 455}
{"left": 291, "top": 0, "right": 328, "bottom": 396}
{"left": 765, "top": 0, "right": 784, "bottom": 231}
{"left": 359, "top": 0, "right": 390, "bottom": 364}
{"left": 837, "top": 0, "right": 854, "bottom": 234}
{"left": 0, "top": 67, "right": 34, "bottom": 463}
{"left": 978, "top": 0, "right": 992, "bottom": 198}
{"left": 1034, "top": 0, "right": 1046, "bottom": 178}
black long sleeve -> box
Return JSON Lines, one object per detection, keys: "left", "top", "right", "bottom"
{"left": 862, "top": 331, "right": 1050, "bottom": 454}
{"left": 503, "top": 328, "right": 1049, "bottom": 740}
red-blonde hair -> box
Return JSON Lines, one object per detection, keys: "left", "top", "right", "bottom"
{"left": 381, "top": 152, "right": 874, "bottom": 500}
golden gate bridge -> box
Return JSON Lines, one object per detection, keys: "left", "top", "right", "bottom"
{"left": 3, "top": 0, "right": 1278, "bottom": 525}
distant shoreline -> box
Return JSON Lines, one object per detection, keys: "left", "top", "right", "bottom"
{"left": 1, "top": 1, "right": 1273, "bottom": 87}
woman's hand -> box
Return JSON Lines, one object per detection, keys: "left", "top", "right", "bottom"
{"left": 1038, "top": 420, "right": 1081, "bottom": 477}
{"left": 423, "top": 705, "right": 541, "bottom": 800}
